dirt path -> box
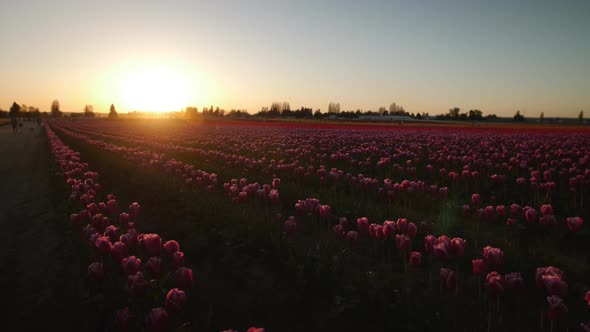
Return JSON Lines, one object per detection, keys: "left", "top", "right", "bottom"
{"left": 0, "top": 122, "right": 90, "bottom": 330}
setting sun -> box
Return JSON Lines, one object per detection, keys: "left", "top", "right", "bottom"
{"left": 118, "top": 66, "right": 191, "bottom": 113}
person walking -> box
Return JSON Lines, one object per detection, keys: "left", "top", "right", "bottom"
{"left": 9, "top": 102, "right": 20, "bottom": 134}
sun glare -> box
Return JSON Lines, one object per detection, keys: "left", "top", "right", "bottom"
{"left": 119, "top": 66, "right": 190, "bottom": 113}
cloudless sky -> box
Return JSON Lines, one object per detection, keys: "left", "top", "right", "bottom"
{"left": 1, "top": 0, "right": 588, "bottom": 116}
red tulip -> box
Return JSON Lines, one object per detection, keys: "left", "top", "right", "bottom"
{"left": 145, "top": 307, "right": 169, "bottom": 332}
{"left": 541, "top": 204, "right": 554, "bottom": 216}
{"left": 128, "top": 202, "right": 140, "bottom": 219}
{"left": 433, "top": 243, "right": 449, "bottom": 261}
{"left": 482, "top": 246, "right": 503, "bottom": 269}
{"left": 175, "top": 267, "right": 193, "bottom": 289}
{"left": 542, "top": 275, "right": 568, "bottom": 298}
{"left": 437, "top": 235, "right": 450, "bottom": 249}
{"left": 88, "top": 262, "right": 105, "bottom": 282}
{"left": 247, "top": 328, "right": 265, "bottom": 332}
{"left": 128, "top": 271, "right": 149, "bottom": 297}
{"left": 546, "top": 295, "right": 568, "bottom": 320}
{"left": 111, "top": 241, "right": 128, "bottom": 262}
{"left": 424, "top": 235, "right": 436, "bottom": 255}
{"left": 283, "top": 216, "right": 297, "bottom": 235}
{"left": 115, "top": 307, "right": 137, "bottom": 332}
{"left": 504, "top": 272, "right": 525, "bottom": 293}
{"left": 356, "top": 217, "right": 369, "bottom": 234}
{"left": 396, "top": 218, "right": 408, "bottom": 233}
{"left": 450, "top": 237, "right": 466, "bottom": 257}
{"left": 567, "top": 217, "right": 583, "bottom": 233}
{"left": 506, "top": 218, "right": 518, "bottom": 226}
{"left": 104, "top": 225, "right": 118, "bottom": 242}
{"left": 580, "top": 322, "right": 590, "bottom": 332}
{"left": 346, "top": 231, "right": 359, "bottom": 243}
{"left": 440, "top": 268, "right": 457, "bottom": 289}
{"left": 172, "top": 251, "right": 185, "bottom": 269}
{"left": 525, "top": 208, "right": 537, "bottom": 223}
{"left": 495, "top": 205, "right": 506, "bottom": 217}
{"left": 165, "top": 288, "right": 188, "bottom": 313}
{"left": 142, "top": 234, "right": 162, "bottom": 257}
{"left": 163, "top": 240, "right": 180, "bottom": 255}
{"left": 119, "top": 212, "right": 131, "bottom": 226}
{"left": 407, "top": 222, "right": 418, "bottom": 238}
{"left": 409, "top": 252, "right": 422, "bottom": 267}
{"left": 461, "top": 204, "right": 472, "bottom": 217}
{"left": 121, "top": 256, "right": 141, "bottom": 276}
{"left": 95, "top": 236, "right": 112, "bottom": 256}
{"left": 585, "top": 290, "right": 590, "bottom": 308}
{"left": 146, "top": 256, "right": 163, "bottom": 278}
{"left": 484, "top": 205, "right": 495, "bottom": 219}
{"left": 471, "top": 193, "right": 481, "bottom": 207}
{"left": 510, "top": 204, "right": 522, "bottom": 216}
{"left": 333, "top": 224, "right": 345, "bottom": 239}
{"left": 485, "top": 271, "right": 504, "bottom": 296}
{"left": 472, "top": 259, "right": 487, "bottom": 276}
{"left": 396, "top": 234, "right": 411, "bottom": 253}
{"left": 536, "top": 266, "right": 565, "bottom": 288}
{"left": 382, "top": 220, "right": 396, "bottom": 239}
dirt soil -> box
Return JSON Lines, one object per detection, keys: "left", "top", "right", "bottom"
{"left": 0, "top": 122, "right": 94, "bottom": 331}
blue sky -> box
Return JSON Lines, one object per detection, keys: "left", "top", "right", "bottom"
{"left": 0, "top": 0, "right": 588, "bottom": 116}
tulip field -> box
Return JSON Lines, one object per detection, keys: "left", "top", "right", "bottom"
{"left": 44, "top": 119, "right": 590, "bottom": 331}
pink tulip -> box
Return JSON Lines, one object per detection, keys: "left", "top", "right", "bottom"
{"left": 409, "top": 252, "right": 422, "bottom": 267}
{"left": 567, "top": 217, "right": 583, "bottom": 233}
{"left": 472, "top": 259, "right": 487, "bottom": 276}
{"left": 127, "top": 271, "right": 149, "bottom": 297}
{"left": 175, "top": 267, "right": 193, "bottom": 289}
{"left": 319, "top": 205, "right": 331, "bottom": 219}
{"left": 485, "top": 271, "right": 504, "bottom": 296}
{"left": 142, "top": 234, "right": 162, "bottom": 257}
{"left": 121, "top": 256, "right": 141, "bottom": 276}
{"left": 88, "top": 262, "right": 105, "bottom": 282}
{"left": 165, "top": 288, "right": 188, "bottom": 313}
{"left": 272, "top": 177, "right": 280, "bottom": 189}
{"left": 269, "top": 189, "right": 280, "bottom": 205}
{"left": 145, "top": 307, "right": 169, "bottom": 332}
{"left": 546, "top": 295, "right": 568, "bottom": 320}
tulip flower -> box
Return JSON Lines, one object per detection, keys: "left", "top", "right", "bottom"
{"left": 175, "top": 267, "right": 193, "bottom": 289}
{"left": 409, "top": 252, "right": 422, "bottom": 267}
{"left": 145, "top": 307, "right": 169, "bottom": 332}
{"left": 121, "top": 256, "right": 141, "bottom": 276}
{"left": 165, "top": 288, "right": 188, "bottom": 313}
{"left": 546, "top": 295, "right": 568, "bottom": 320}
{"left": 88, "top": 262, "right": 105, "bottom": 282}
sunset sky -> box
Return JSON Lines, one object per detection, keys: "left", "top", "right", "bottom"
{"left": 1, "top": 0, "right": 588, "bottom": 117}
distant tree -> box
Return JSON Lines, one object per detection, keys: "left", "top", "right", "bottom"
{"left": 378, "top": 106, "right": 387, "bottom": 115}
{"left": 448, "top": 107, "right": 461, "bottom": 119}
{"left": 282, "top": 102, "right": 290, "bottom": 113}
{"left": 9, "top": 102, "right": 21, "bottom": 118}
{"left": 579, "top": 110, "right": 584, "bottom": 123}
{"left": 328, "top": 102, "right": 341, "bottom": 114}
{"left": 540, "top": 112, "right": 544, "bottom": 123}
{"left": 84, "top": 105, "right": 95, "bottom": 117}
{"left": 51, "top": 99, "right": 62, "bottom": 117}
{"left": 513, "top": 110, "right": 524, "bottom": 121}
{"left": 108, "top": 104, "right": 118, "bottom": 118}
{"left": 185, "top": 106, "right": 199, "bottom": 119}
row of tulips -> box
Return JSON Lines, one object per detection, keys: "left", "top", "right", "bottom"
{"left": 46, "top": 124, "right": 263, "bottom": 332}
